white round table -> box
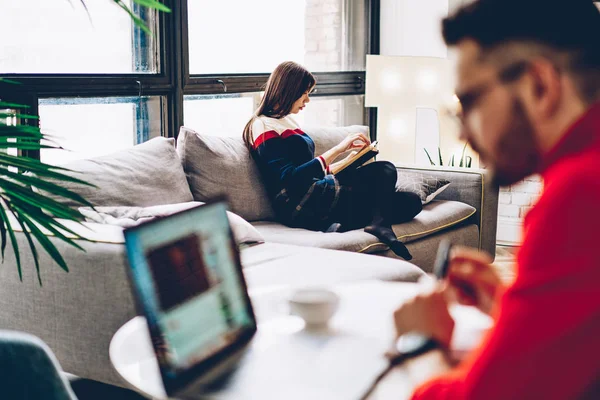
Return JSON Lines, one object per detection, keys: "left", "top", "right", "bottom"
{"left": 109, "top": 281, "right": 491, "bottom": 399}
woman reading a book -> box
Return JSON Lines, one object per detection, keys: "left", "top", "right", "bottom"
{"left": 243, "top": 61, "right": 422, "bottom": 260}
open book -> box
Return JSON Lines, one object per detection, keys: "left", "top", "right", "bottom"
{"left": 330, "top": 140, "right": 379, "bottom": 176}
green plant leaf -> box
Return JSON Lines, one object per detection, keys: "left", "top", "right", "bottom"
{"left": 10, "top": 202, "right": 86, "bottom": 252}
{"left": 0, "top": 168, "right": 94, "bottom": 207}
{"left": 423, "top": 148, "right": 435, "bottom": 166}
{"left": 0, "top": 78, "right": 21, "bottom": 85}
{"left": 7, "top": 209, "right": 42, "bottom": 285}
{"left": 0, "top": 153, "right": 94, "bottom": 187}
{"left": 0, "top": 204, "right": 22, "bottom": 281}
{"left": 0, "top": 125, "right": 44, "bottom": 139}
{"left": 114, "top": 1, "right": 152, "bottom": 35}
{"left": 0, "top": 102, "right": 30, "bottom": 109}
{"left": 466, "top": 156, "right": 472, "bottom": 168}
{"left": 0, "top": 178, "right": 85, "bottom": 220}
{"left": 438, "top": 147, "right": 443, "bottom": 166}
{"left": 450, "top": 154, "right": 455, "bottom": 167}
{"left": 132, "top": 0, "right": 171, "bottom": 12}
{"left": 0, "top": 113, "right": 39, "bottom": 120}
{"left": 16, "top": 210, "right": 70, "bottom": 274}
{"left": 459, "top": 142, "right": 468, "bottom": 168}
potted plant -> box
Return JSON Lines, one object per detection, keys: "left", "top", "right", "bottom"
{"left": 0, "top": 0, "right": 170, "bottom": 284}
{"left": 424, "top": 142, "right": 473, "bottom": 168}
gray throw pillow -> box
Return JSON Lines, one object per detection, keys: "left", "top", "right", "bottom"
{"left": 177, "top": 127, "right": 275, "bottom": 222}
{"left": 40, "top": 137, "right": 194, "bottom": 208}
{"left": 396, "top": 171, "right": 451, "bottom": 204}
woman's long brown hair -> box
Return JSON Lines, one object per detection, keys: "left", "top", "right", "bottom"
{"left": 243, "top": 61, "right": 316, "bottom": 151}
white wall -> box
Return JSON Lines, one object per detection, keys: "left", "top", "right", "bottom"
{"left": 380, "top": 0, "right": 448, "bottom": 58}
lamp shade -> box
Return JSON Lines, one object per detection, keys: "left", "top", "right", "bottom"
{"left": 365, "top": 54, "right": 478, "bottom": 167}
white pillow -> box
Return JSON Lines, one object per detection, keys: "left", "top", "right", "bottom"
{"left": 78, "top": 201, "right": 264, "bottom": 245}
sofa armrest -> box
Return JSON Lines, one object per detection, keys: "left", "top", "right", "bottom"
{"left": 0, "top": 231, "right": 136, "bottom": 387}
{"left": 395, "top": 164, "right": 499, "bottom": 259}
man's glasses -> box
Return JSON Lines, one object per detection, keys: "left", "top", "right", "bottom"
{"left": 442, "top": 61, "right": 529, "bottom": 127}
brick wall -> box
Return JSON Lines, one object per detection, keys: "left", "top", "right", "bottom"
{"left": 497, "top": 175, "right": 544, "bottom": 244}
{"left": 305, "top": 0, "right": 343, "bottom": 71}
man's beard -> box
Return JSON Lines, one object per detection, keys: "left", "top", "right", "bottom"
{"left": 478, "top": 98, "right": 542, "bottom": 187}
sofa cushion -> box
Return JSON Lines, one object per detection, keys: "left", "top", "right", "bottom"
{"left": 177, "top": 127, "right": 275, "bottom": 222}
{"left": 251, "top": 200, "right": 476, "bottom": 254}
{"left": 43, "top": 137, "right": 193, "bottom": 208}
{"left": 176, "top": 126, "right": 369, "bottom": 222}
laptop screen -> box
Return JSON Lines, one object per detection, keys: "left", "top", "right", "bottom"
{"left": 123, "top": 200, "right": 257, "bottom": 394}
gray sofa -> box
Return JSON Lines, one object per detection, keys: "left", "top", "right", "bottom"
{"left": 0, "top": 127, "right": 498, "bottom": 388}
{"left": 177, "top": 126, "right": 499, "bottom": 271}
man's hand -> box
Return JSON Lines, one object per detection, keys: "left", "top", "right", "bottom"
{"left": 447, "top": 246, "right": 503, "bottom": 315}
{"left": 393, "top": 283, "right": 455, "bottom": 347}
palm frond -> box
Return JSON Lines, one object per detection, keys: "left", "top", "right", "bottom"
{"left": 0, "top": 203, "right": 22, "bottom": 280}
{"left": 0, "top": 0, "right": 171, "bottom": 284}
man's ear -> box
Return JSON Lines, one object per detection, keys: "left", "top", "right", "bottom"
{"left": 524, "top": 59, "right": 562, "bottom": 119}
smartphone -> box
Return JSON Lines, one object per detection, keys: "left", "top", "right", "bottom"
{"left": 394, "top": 240, "right": 453, "bottom": 358}
{"left": 433, "top": 239, "right": 453, "bottom": 280}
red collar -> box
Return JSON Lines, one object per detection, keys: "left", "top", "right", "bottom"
{"left": 540, "top": 102, "right": 600, "bottom": 174}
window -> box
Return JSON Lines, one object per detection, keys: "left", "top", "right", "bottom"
{"left": 183, "top": 94, "right": 365, "bottom": 138}
{"left": 39, "top": 97, "right": 163, "bottom": 165}
{"left": 187, "top": 0, "right": 366, "bottom": 74}
{"left": 1, "top": 0, "right": 376, "bottom": 162}
{"left": 0, "top": 1, "right": 158, "bottom": 74}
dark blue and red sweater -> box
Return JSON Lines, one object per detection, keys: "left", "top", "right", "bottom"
{"left": 250, "top": 115, "right": 342, "bottom": 230}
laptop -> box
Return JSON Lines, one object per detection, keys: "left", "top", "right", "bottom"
{"left": 123, "top": 199, "right": 389, "bottom": 400}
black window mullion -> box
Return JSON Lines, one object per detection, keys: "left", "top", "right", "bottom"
{"left": 184, "top": 71, "right": 365, "bottom": 97}
{"left": 164, "top": 0, "right": 185, "bottom": 139}
{"left": 366, "top": 0, "right": 380, "bottom": 141}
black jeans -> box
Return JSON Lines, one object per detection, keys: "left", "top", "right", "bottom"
{"left": 332, "top": 161, "right": 422, "bottom": 230}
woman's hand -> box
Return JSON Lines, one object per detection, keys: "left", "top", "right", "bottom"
{"left": 335, "top": 132, "right": 370, "bottom": 154}
{"left": 319, "top": 132, "right": 369, "bottom": 169}
{"left": 447, "top": 246, "right": 503, "bottom": 316}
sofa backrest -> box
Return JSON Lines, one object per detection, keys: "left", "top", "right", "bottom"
{"left": 44, "top": 137, "right": 194, "bottom": 208}
{"left": 176, "top": 125, "right": 369, "bottom": 222}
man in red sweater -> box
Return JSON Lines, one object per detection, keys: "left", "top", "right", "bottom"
{"left": 386, "top": 0, "right": 600, "bottom": 399}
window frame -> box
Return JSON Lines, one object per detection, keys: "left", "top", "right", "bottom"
{"left": 0, "top": 0, "right": 381, "bottom": 156}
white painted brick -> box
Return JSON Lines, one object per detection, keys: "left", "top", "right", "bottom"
{"left": 324, "top": 3, "right": 340, "bottom": 13}
{"left": 321, "top": 14, "right": 339, "bottom": 27}
{"left": 500, "top": 186, "right": 511, "bottom": 193}
{"left": 499, "top": 192, "right": 511, "bottom": 205}
{"left": 498, "top": 204, "right": 520, "bottom": 218}
{"left": 511, "top": 180, "right": 542, "bottom": 194}
{"left": 319, "top": 39, "right": 338, "bottom": 52}
{"left": 305, "top": 40, "right": 318, "bottom": 52}
{"left": 511, "top": 193, "right": 532, "bottom": 206}
{"left": 519, "top": 206, "right": 533, "bottom": 218}
{"left": 327, "top": 53, "right": 340, "bottom": 65}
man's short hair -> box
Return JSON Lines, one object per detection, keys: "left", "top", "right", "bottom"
{"left": 442, "top": 0, "right": 600, "bottom": 101}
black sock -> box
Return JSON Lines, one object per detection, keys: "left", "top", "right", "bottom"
{"left": 364, "top": 225, "right": 413, "bottom": 260}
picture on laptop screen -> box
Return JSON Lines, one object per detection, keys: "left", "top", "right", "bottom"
{"left": 123, "top": 201, "right": 256, "bottom": 380}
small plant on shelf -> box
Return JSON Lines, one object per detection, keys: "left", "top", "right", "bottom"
{"left": 424, "top": 142, "right": 472, "bottom": 168}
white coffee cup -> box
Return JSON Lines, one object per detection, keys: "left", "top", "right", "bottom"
{"left": 288, "top": 288, "right": 340, "bottom": 327}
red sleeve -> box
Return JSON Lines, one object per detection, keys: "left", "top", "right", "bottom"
{"left": 412, "top": 168, "right": 600, "bottom": 400}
